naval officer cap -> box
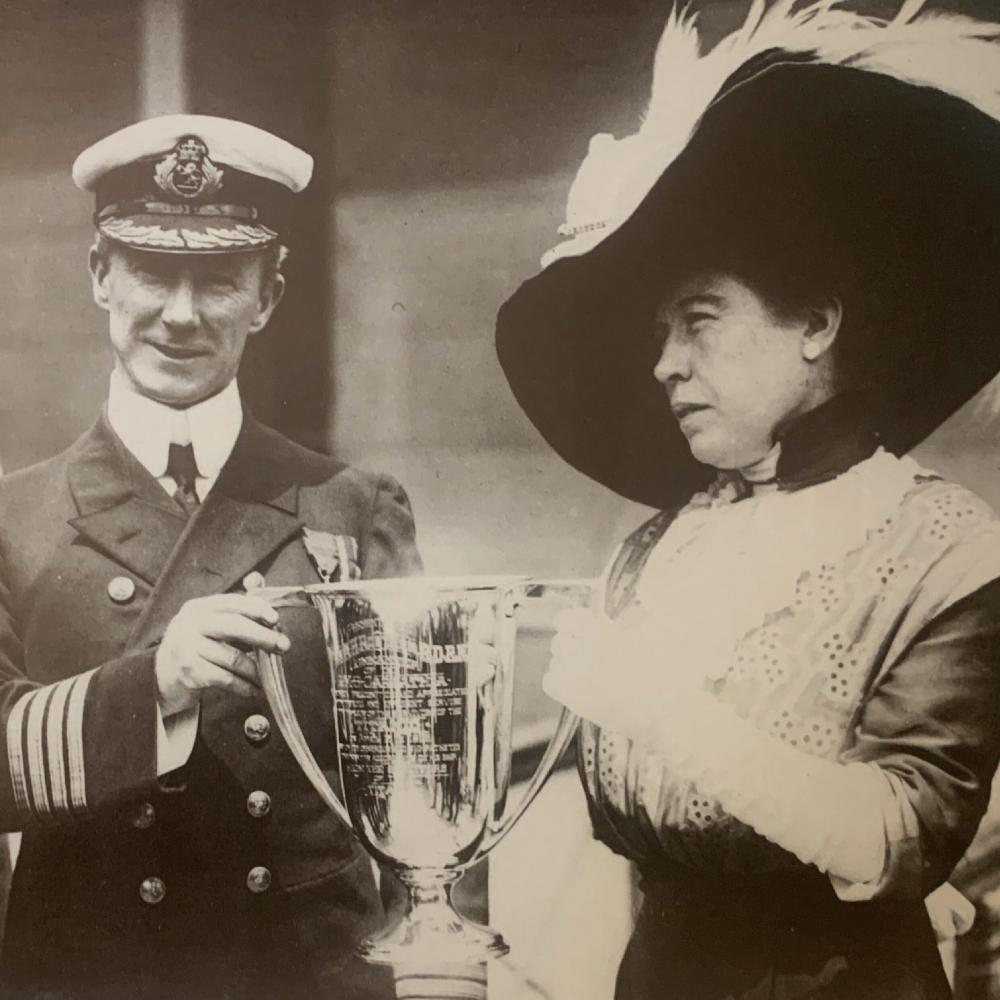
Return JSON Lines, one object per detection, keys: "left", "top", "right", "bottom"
{"left": 72, "top": 115, "right": 313, "bottom": 253}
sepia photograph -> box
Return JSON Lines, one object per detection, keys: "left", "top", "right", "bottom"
{"left": 3, "top": 1, "right": 1000, "bottom": 998}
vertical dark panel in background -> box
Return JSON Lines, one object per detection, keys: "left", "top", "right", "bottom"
{"left": 187, "top": 0, "right": 333, "bottom": 450}
{"left": 0, "top": 0, "right": 139, "bottom": 471}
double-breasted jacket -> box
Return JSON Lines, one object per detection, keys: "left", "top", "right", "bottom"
{"left": 0, "top": 412, "right": 421, "bottom": 998}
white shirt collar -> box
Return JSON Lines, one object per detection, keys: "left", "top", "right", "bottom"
{"left": 107, "top": 371, "right": 243, "bottom": 484}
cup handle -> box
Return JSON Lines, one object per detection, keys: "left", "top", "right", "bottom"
{"left": 480, "top": 705, "right": 579, "bottom": 854}
{"left": 256, "top": 647, "right": 354, "bottom": 831}
{"left": 477, "top": 577, "right": 597, "bottom": 854}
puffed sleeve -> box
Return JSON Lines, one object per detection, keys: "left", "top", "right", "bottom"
{"left": 359, "top": 474, "right": 423, "bottom": 580}
{"left": 840, "top": 574, "right": 1000, "bottom": 898}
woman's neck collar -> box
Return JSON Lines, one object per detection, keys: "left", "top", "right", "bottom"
{"left": 723, "top": 392, "right": 880, "bottom": 496}
{"left": 739, "top": 443, "right": 781, "bottom": 488}
{"left": 777, "top": 391, "right": 880, "bottom": 491}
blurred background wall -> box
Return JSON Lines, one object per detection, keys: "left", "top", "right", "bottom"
{"left": 4, "top": 0, "right": 998, "bottom": 563}
{"left": 3, "top": 2, "right": 1000, "bottom": 996}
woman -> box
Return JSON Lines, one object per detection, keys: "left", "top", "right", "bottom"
{"left": 495, "top": 3, "right": 1000, "bottom": 998}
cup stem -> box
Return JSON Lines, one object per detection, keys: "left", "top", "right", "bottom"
{"left": 358, "top": 868, "right": 509, "bottom": 966}
{"left": 403, "top": 869, "right": 460, "bottom": 908}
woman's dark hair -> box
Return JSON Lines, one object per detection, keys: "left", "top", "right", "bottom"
{"left": 661, "top": 240, "right": 903, "bottom": 395}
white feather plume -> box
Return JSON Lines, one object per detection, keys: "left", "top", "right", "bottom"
{"left": 544, "top": 0, "right": 1000, "bottom": 268}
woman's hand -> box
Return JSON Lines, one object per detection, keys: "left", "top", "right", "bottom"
{"left": 545, "top": 608, "right": 674, "bottom": 738}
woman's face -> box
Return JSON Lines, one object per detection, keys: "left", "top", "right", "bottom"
{"left": 653, "top": 271, "right": 822, "bottom": 470}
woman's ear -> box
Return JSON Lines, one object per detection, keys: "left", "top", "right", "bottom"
{"left": 801, "top": 298, "right": 842, "bottom": 362}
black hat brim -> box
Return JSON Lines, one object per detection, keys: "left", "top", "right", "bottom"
{"left": 496, "top": 62, "right": 1000, "bottom": 509}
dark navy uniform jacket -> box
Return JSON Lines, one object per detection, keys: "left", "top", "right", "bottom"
{"left": 0, "top": 412, "right": 421, "bottom": 999}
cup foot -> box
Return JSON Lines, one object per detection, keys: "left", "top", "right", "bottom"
{"left": 359, "top": 909, "right": 510, "bottom": 966}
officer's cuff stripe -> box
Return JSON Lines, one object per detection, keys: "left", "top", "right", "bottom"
{"left": 45, "top": 679, "right": 74, "bottom": 814}
{"left": 66, "top": 671, "right": 95, "bottom": 814}
{"left": 6, "top": 692, "right": 31, "bottom": 817}
{"left": 25, "top": 687, "right": 54, "bottom": 820}
{"left": 5, "top": 671, "right": 96, "bottom": 822}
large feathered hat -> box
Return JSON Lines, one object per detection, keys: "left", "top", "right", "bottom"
{"left": 495, "top": 1, "right": 1000, "bottom": 508}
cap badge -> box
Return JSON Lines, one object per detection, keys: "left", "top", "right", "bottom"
{"left": 154, "top": 135, "right": 224, "bottom": 200}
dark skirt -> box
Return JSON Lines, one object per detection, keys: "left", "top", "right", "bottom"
{"left": 615, "top": 866, "right": 952, "bottom": 1000}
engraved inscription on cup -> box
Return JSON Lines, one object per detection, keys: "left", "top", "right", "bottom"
{"left": 330, "top": 591, "right": 514, "bottom": 871}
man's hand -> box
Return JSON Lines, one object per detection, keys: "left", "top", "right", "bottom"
{"left": 155, "top": 594, "right": 290, "bottom": 717}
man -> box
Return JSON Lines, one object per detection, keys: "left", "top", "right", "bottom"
{"left": 0, "top": 115, "right": 420, "bottom": 998}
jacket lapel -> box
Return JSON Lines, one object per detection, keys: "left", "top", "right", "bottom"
{"left": 67, "top": 414, "right": 189, "bottom": 586}
{"left": 127, "top": 415, "right": 304, "bottom": 650}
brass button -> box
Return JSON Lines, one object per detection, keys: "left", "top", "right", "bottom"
{"left": 246, "top": 866, "right": 272, "bottom": 894}
{"left": 107, "top": 576, "right": 136, "bottom": 604}
{"left": 132, "top": 801, "right": 156, "bottom": 829}
{"left": 243, "top": 714, "right": 270, "bottom": 744}
{"left": 247, "top": 790, "right": 271, "bottom": 819}
{"left": 139, "top": 876, "right": 166, "bottom": 905}
{"left": 242, "top": 571, "right": 266, "bottom": 591}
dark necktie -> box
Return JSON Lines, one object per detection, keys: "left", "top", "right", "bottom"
{"left": 166, "top": 442, "right": 200, "bottom": 514}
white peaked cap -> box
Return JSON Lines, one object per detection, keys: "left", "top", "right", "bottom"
{"left": 72, "top": 114, "right": 313, "bottom": 193}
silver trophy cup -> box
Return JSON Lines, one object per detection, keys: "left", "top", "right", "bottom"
{"left": 254, "top": 576, "right": 590, "bottom": 965}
